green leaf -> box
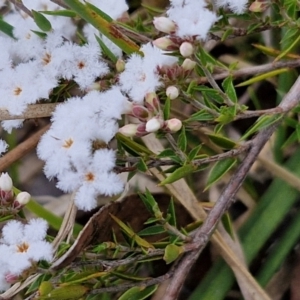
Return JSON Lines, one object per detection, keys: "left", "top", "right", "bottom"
{"left": 221, "top": 212, "right": 234, "bottom": 240}
{"left": 64, "top": 0, "right": 140, "bottom": 55}
{"left": 94, "top": 35, "right": 118, "bottom": 63}
{"left": 207, "top": 134, "right": 237, "bottom": 150}
{"left": 241, "top": 114, "right": 282, "bottom": 140}
{"left": 110, "top": 214, "right": 154, "bottom": 249}
{"left": 167, "top": 198, "right": 177, "bottom": 227}
{"left": 116, "top": 133, "right": 153, "bottom": 156}
{"left": 38, "top": 285, "right": 88, "bottom": 299}
{"left": 222, "top": 76, "right": 237, "bottom": 103}
{"left": 163, "top": 244, "right": 184, "bottom": 264}
{"left": 39, "top": 10, "right": 77, "bottom": 17}
{"left": 0, "top": 19, "right": 15, "bottom": 38}
{"left": 186, "top": 109, "right": 214, "bottom": 122}
{"left": 163, "top": 97, "right": 171, "bottom": 120}
{"left": 136, "top": 158, "right": 148, "bottom": 172}
{"left": 221, "top": 28, "right": 234, "bottom": 41}
{"left": 32, "top": 10, "right": 52, "bottom": 32}
{"left": 38, "top": 281, "right": 54, "bottom": 297}
{"left": 236, "top": 68, "right": 290, "bottom": 87}
{"left": 178, "top": 126, "right": 187, "bottom": 152}
{"left": 188, "top": 145, "right": 202, "bottom": 161}
{"left": 118, "top": 285, "right": 158, "bottom": 300}
{"left": 139, "top": 189, "right": 163, "bottom": 219}
{"left": 205, "top": 158, "right": 237, "bottom": 190}
{"left": 159, "top": 164, "right": 196, "bottom": 186}
{"left": 157, "top": 148, "right": 176, "bottom": 158}
{"left": 138, "top": 225, "right": 166, "bottom": 236}
{"left": 31, "top": 30, "right": 47, "bottom": 38}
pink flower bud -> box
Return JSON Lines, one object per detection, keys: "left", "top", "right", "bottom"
{"left": 153, "top": 37, "right": 176, "bottom": 51}
{"left": 146, "top": 117, "right": 163, "bottom": 133}
{"left": 166, "top": 86, "right": 179, "bottom": 100}
{"left": 153, "top": 17, "right": 176, "bottom": 34}
{"left": 180, "top": 42, "right": 194, "bottom": 57}
{"left": 131, "top": 105, "right": 150, "bottom": 121}
{"left": 182, "top": 58, "right": 196, "bottom": 71}
{"left": 119, "top": 124, "right": 139, "bottom": 137}
{"left": 116, "top": 59, "right": 125, "bottom": 73}
{"left": 0, "top": 173, "right": 13, "bottom": 192}
{"left": 164, "top": 118, "right": 182, "bottom": 132}
{"left": 249, "top": 0, "right": 270, "bottom": 12}
{"left": 13, "top": 191, "right": 31, "bottom": 208}
{"left": 145, "top": 92, "right": 161, "bottom": 113}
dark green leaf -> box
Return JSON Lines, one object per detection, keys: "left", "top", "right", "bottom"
{"left": 163, "top": 97, "right": 171, "bottom": 120}
{"left": 95, "top": 34, "right": 118, "bottom": 63}
{"left": 159, "top": 164, "right": 196, "bottom": 186}
{"left": 0, "top": 19, "right": 15, "bottom": 38}
{"left": 32, "top": 10, "right": 52, "bottom": 31}
{"left": 118, "top": 285, "right": 158, "bottom": 300}
{"left": 188, "top": 145, "right": 202, "bottom": 161}
{"left": 178, "top": 126, "right": 187, "bottom": 152}
{"left": 205, "top": 158, "right": 237, "bottom": 190}
{"left": 207, "top": 134, "right": 237, "bottom": 149}
{"left": 39, "top": 10, "right": 77, "bottom": 17}
{"left": 138, "top": 225, "right": 166, "bottom": 236}
{"left": 222, "top": 76, "right": 237, "bottom": 103}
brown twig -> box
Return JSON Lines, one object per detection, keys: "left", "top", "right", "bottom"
{"left": 50, "top": 0, "right": 69, "bottom": 9}
{"left": 0, "top": 103, "right": 58, "bottom": 121}
{"left": 8, "top": 0, "right": 33, "bottom": 17}
{"left": 195, "top": 59, "right": 300, "bottom": 84}
{"left": 164, "top": 76, "right": 300, "bottom": 299}
{"left": 89, "top": 271, "right": 174, "bottom": 295}
{"left": 0, "top": 125, "right": 50, "bottom": 172}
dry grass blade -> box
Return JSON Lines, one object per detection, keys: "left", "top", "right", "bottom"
{"left": 141, "top": 134, "right": 270, "bottom": 300}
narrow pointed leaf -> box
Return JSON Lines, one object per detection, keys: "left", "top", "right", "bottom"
{"left": 236, "top": 68, "right": 289, "bottom": 87}
{"left": 159, "top": 164, "right": 196, "bottom": 186}
{"left": 118, "top": 285, "right": 158, "bottom": 300}
{"left": 205, "top": 158, "right": 237, "bottom": 190}
{"left": 0, "top": 19, "right": 15, "bottom": 38}
{"left": 32, "top": 10, "right": 52, "bottom": 31}
{"left": 63, "top": 0, "right": 140, "bottom": 55}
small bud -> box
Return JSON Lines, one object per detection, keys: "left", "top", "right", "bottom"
{"left": 153, "top": 17, "right": 176, "bottom": 34}
{"left": 249, "top": 0, "right": 270, "bottom": 12}
{"left": 5, "top": 273, "right": 18, "bottom": 284}
{"left": 0, "top": 173, "right": 13, "bottom": 192}
{"left": 145, "top": 92, "right": 161, "bottom": 113}
{"left": 131, "top": 105, "right": 150, "bottom": 121}
{"left": 14, "top": 191, "right": 31, "bottom": 208}
{"left": 145, "top": 117, "right": 163, "bottom": 133}
{"left": 166, "top": 86, "right": 179, "bottom": 100}
{"left": 119, "top": 124, "right": 139, "bottom": 137}
{"left": 179, "top": 42, "right": 194, "bottom": 57}
{"left": 181, "top": 58, "right": 196, "bottom": 71}
{"left": 153, "top": 37, "right": 176, "bottom": 51}
{"left": 164, "top": 118, "right": 182, "bottom": 132}
{"left": 116, "top": 59, "right": 125, "bottom": 73}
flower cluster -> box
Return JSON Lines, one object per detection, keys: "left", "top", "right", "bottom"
{"left": 0, "top": 0, "right": 249, "bottom": 213}
{"left": 0, "top": 218, "right": 53, "bottom": 291}
{"left": 0, "top": 173, "right": 30, "bottom": 209}
{"left": 119, "top": 92, "right": 182, "bottom": 137}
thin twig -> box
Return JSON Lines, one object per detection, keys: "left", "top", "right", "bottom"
{"left": 165, "top": 133, "right": 186, "bottom": 162}
{"left": 164, "top": 76, "right": 300, "bottom": 300}
{"left": 89, "top": 271, "right": 173, "bottom": 295}
{"left": 195, "top": 59, "right": 300, "bottom": 84}
{"left": 8, "top": 0, "right": 32, "bottom": 17}
{"left": 0, "top": 125, "right": 50, "bottom": 172}
{"left": 0, "top": 103, "right": 58, "bottom": 121}
{"left": 50, "top": 0, "right": 69, "bottom": 9}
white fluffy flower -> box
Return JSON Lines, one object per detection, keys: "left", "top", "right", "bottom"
{"left": 0, "top": 140, "right": 8, "bottom": 156}
{"left": 167, "top": 0, "right": 219, "bottom": 40}
{"left": 119, "top": 43, "right": 177, "bottom": 103}
{"left": 0, "top": 219, "right": 52, "bottom": 282}
{"left": 215, "top": 0, "right": 248, "bottom": 14}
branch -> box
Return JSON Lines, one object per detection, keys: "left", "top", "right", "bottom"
{"left": 164, "top": 76, "right": 300, "bottom": 300}
{"left": 89, "top": 271, "right": 173, "bottom": 295}
{"left": 8, "top": 0, "right": 33, "bottom": 17}
{"left": 0, "top": 103, "right": 57, "bottom": 121}
{"left": 195, "top": 59, "right": 300, "bottom": 84}
{"left": 50, "top": 0, "right": 69, "bottom": 9}
{"left": 0, "top": 125, "right": 50, "bottom": 172}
